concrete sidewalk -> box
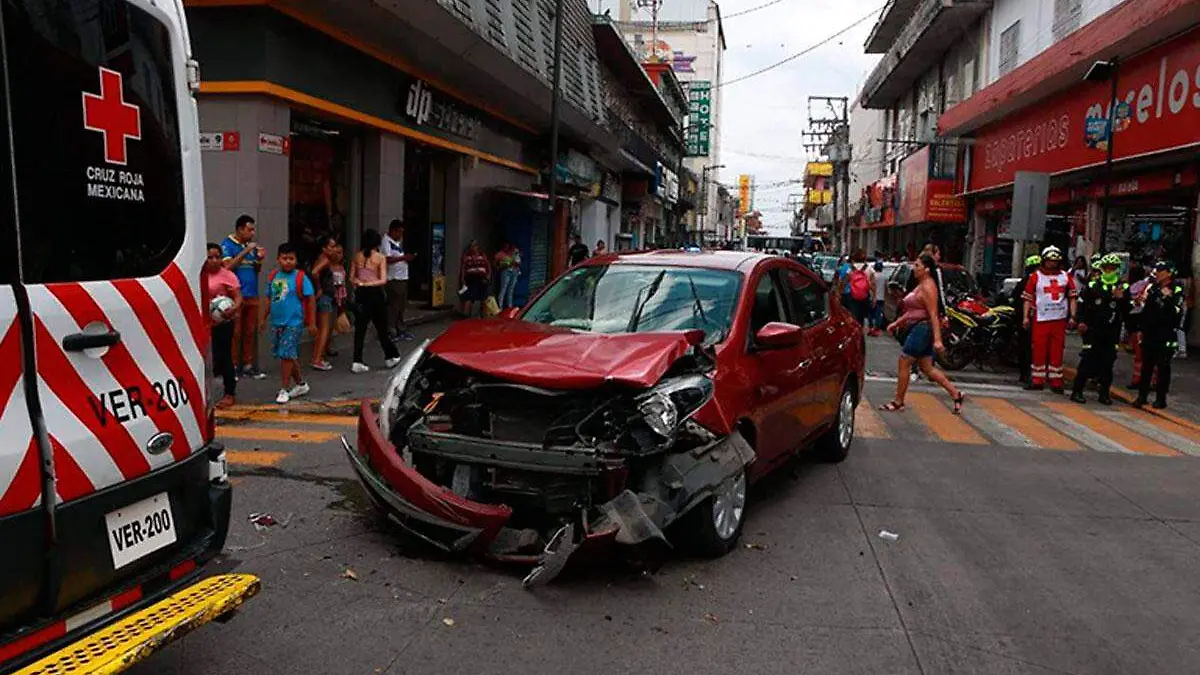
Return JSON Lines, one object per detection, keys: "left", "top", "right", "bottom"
{"left": 1063, "top": 332, "right": 1200, "bottom": 427}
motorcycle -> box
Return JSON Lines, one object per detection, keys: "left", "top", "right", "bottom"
{"left": 936, "top": 299, "right": 1020, "bottom": 372}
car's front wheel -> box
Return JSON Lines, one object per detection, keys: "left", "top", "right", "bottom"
{"left": 682, "top": 470, "right": 747, "bottom": 557}
{"left": 817, "top": 383, "right": 855, "bottom": 462}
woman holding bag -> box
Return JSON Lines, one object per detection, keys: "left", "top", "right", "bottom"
{"left": 879, "top": 254, "right": 965, "bottom": 414}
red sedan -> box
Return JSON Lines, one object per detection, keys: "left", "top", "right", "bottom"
{"left": 346, "top": 250, "right": 865, "bottom": 584}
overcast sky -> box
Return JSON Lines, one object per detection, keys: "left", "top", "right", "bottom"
{"left": 711, "top": 0, "right": 882, "bottom": 233}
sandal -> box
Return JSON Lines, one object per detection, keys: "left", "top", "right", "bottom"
{"left": 952, "top": 392, "right": 966, "bottom": 415}
{"left": 878, "top": 400, "right": 905, "bottom": 412}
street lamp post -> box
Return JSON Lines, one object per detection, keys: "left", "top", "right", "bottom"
{"left": 700, "top": 164, "right": 725, "bottom": 245}
{"left": 547, "top": 0, "right": 565, "bottom": 240}
{"left": 1085, "top": 57, "right": 1120, "bottom": 252}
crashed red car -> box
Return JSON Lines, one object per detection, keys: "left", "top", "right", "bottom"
{"left": 345, "top": 250, "right": 865, "bottom": 584}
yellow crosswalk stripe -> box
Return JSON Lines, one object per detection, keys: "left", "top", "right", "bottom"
{"left": 1043, "top": 402, "right": 1181, "bottom": 457}
{"left": 216, "top": 410, "right": 357, "bottom": 427}
{"left": 973, "top": 397, "right": 1081, "bottom": 451}
{"left": 906, "top": 392, "right": 987, "bottom": 445}
{"left": 854, "top": 396, "right": 893, "bottom": 439}
{"left": 216, "top": 427, "right": 341, "bottom": 443}
{"left": 226, "top": 450, "right": 289, "bottom": 467}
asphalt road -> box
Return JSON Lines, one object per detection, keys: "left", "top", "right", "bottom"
{"left": 128, "top": 329, "right": 1200, "bottom": 675}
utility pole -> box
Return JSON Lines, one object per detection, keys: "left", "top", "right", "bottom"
{"left": 547, "top": 0, "right": 565, "bottom": 248}
{"left": 803, "top": 96, "right": 850, "bottom": 253}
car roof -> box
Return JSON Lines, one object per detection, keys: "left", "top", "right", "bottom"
{"left": 585, "top": 250, "right": 771, "bottom": 272}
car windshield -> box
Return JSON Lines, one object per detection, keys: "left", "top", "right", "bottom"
{"left": 522, "top": 264, "right": 743, "bottom": 344}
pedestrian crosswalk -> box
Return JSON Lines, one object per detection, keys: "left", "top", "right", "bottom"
{"left": 215, "top": 403, "right": 360, "bottom": 469}
{"left": 857, "top": 389, "right": 1200, "bottom": 457}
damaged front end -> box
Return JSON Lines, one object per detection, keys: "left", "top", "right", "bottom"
{"left": 344, "top": 339, "right": 755, "bottom": 586}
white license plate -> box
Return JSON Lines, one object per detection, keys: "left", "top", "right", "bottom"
{"left": 105, "top": 492, "right": 177, "bottom": 569}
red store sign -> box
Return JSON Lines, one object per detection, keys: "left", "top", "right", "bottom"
{"left": 969, "top": 26, "right": 1200, "bottom": 193}
{"left": 899, "top": 147, "right": 966, "bottom": 225}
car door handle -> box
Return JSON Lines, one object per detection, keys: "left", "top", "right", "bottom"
{"left": 797, "top": 359, "right": 813, "bottom": 370}
{"left": 63, "top": 329, "right": 122, "bottom": 352}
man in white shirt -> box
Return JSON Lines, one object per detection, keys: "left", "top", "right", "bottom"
{"left": 384, "top": 219, "right": 416, "bottom": 341}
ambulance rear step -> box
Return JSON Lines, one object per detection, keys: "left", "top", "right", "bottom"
{"left": 13, "top": 574, "right": 259, "bottom": 675}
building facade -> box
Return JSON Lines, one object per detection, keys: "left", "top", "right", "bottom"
{"left": 189, "top": 0, "right": 688, "bottom": 314}
{"left": 604, "top": 0, "right": 727, "bottom": 244}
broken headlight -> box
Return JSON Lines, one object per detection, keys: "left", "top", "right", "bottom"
{"left": 637, "top": 375, "right": 714, "bottom": 438}
{"left": 378, "top": 340, "right": 429, "bottom": 440}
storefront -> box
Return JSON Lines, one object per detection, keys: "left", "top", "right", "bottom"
{"left": 958, "top": 25, "right": 1200, "bottom": 299}
{"left": 189, "top": 4, "right": 540, "bottom": 301}
{"left": 897, "top": 146, "right": 968, "bottom": 262}
{"left": 857, "top": 175, "right": 898, "bottom": 256}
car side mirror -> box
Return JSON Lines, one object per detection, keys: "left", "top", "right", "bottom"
{"left": 754, "top": 322, "right": 805, "bottom": 349}
{"left": 497, "top": 307, "right": 521, "bottom": 319}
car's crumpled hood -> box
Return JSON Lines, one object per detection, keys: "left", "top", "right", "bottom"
{"left": 427, "top": 319, "right": 704, "bottom": 389}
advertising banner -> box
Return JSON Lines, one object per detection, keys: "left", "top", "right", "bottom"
{"left": 737, "top": 174, "right": 751, "bottom": 216}
{"left": 685, "top": 81, "right": 712, "bottom": 156}
{"left": 969, "top": 27, "right": 1200, "bottom": 192}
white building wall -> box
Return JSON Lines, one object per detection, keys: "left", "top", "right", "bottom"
{"left": 986, "top": 0, "right": 1127, "bottom": 85}
{"left": 849, "top": 100, "right": 886, "bottom": 198}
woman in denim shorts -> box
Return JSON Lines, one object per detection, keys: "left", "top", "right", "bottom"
{"left": 879, "top": 254, "right": 965, "bottom": 414}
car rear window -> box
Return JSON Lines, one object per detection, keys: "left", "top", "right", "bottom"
{"left": 3, "top": 0, "right": 185, "bottom": 283}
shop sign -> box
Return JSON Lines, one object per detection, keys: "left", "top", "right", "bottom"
{"left": 970, "top": 27, "right": 1200, "bottom": 192}
{"left": 401, "top": 79, "right": 481, "bottom": 141}
{"left": 737, "top": 174, "right": 752, "bottom": 216}
{"left": 685, "top": 81, "right": 712, "bottom": 156}
{"left": 200, "top": 131, "right": 240, "bottom": 152}
{"left": 900, "top": 147, "right": 966, "bottom": 225}
{"left": 257, "top": 132, "right": 289, "bottom": 155}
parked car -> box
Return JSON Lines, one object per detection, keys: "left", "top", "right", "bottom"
{"left": 347, "top": 250, "right": 865, "bottom": 585}
{"left": 882, "top": 262, "right": 984, "bottom": 324}
{"left": 812, "top": 254, "right": 840, "bottom": 284}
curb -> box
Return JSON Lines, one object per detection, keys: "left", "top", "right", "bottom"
{"left": 1062, "top": 366, "right": 1200, "bottom": 433}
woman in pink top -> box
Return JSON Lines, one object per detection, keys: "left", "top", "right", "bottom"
{"left": 204, "top": 242, "right": 243, "bottom": 407}
{"left": 879, "top": 254, "right": 964, "bottom": 414}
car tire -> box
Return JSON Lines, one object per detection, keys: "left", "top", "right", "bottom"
{"left": 682, "top": 470, "right": 747, "bottom": 557}
{"left": 817, "top": 383, "right": 855, "bottom": 463}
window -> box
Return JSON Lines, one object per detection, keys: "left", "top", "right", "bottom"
{"left": 962, "top": 58, "right": 976, "bottom": 99}
{"left": 999, "top": 21, "right": 1020, "bottom": 76}
{"left": 749, "top": 272, "right": 786, "bottom": 335}
{"left": 5, "top": 0, "right": 186, "bottom": 283}
{"left": 782, "top": 269, "right": 828, "bottom": 326}
{"left": 1052, "top": 0, "right": 1082, "bottom": 42}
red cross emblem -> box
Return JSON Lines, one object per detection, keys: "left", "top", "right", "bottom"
{"left": 82, "top": 67, "right": 141, "bottom": 166}
{"left": 1045, "top": 277, "right": 1064, "bottom": 301}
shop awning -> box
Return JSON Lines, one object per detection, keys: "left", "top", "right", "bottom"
{"left": 489, "top": 187, "right": 575, "bottom": 202}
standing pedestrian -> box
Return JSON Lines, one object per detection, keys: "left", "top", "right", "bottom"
{"left": 870, "top": 259, "right": 887, "bottom": 336}
{"left": 1070, "top": 254, "right": 1128, "bottom": 405}
{"left": 383, "top": 219, "right": 416, "bottom": 342}
{"left": 309, "top": 236, "right": 339, "bottom": 372}
{"left": 459, "top": 240, "right": 491, "bottom": 317}
{"left": 878, "top": 254, "right": 965, "bottom": 413}
{"left": 262, "top": 243, "right": 316, "bottom": 404}
{"left": 204, "top": 243, "right": 242, "bottom": 408}
{"left": 1011, "top": 254, "right": 1041, "bottom": 385}
{"left": 1022, "top": 245, "right": 1078, "bottom": 392}
{"left": 494, "top": 241, "right": 521, "bottom": 309}
{"left": 220, "top": 214, "right": 268, "bottom": 379}
{"left": 350, "top": 229, "right": 402, "bottom": 373}
{"left": 845, "top": 250, "right": 874, "bottom": 329}
{"left": 1126, "top": 258, "right": 1153, "bottom": 387}
{"left": 568, "top": 235, "right": 589, "bottom": 267}
{"left": 1071, "top": 256, "right": 1090, "bottom": 291}
{"left": 593, "top": 239, "right": 607, "bottom": 257}
{"left": 1134, "top": 262, "right": 1186, "bottom": 409}
{"left": 1177, "top": 266, "right": 1192, "bottom": 359}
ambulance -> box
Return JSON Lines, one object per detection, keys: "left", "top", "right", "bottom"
{"left": 0, "top": 0, "right": 257, "bottom": 672}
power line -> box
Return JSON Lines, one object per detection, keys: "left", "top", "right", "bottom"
{"left": 723, "top": 0, "right": 789, "bottom": 20}
{"left": 719, "top": 4, "right": 886, "bottom": 89}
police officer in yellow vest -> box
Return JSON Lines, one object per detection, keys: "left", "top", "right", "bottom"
{"left": 1134, "top": 261, "right": 1187, "bottom": 409}
{"left": 1070, "top": 254, "right": 1128, "bottom": 405}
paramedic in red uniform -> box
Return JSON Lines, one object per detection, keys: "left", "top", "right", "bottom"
{"left": 1022, "top": 246, "right": 1078, "bottom": 392}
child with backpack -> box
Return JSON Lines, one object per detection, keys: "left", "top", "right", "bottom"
{"left": 845, "top": 250, "right": 875, "bottom": 327}
{"left": 262, "top": 242, "right": 316, "bottom": 404}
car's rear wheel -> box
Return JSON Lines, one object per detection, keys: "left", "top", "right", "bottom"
{"left": 682, "top": 470, "right": 747, "bottom": 557}
{"left": 817, "top": 383, "right": 855, "bottom": 462}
